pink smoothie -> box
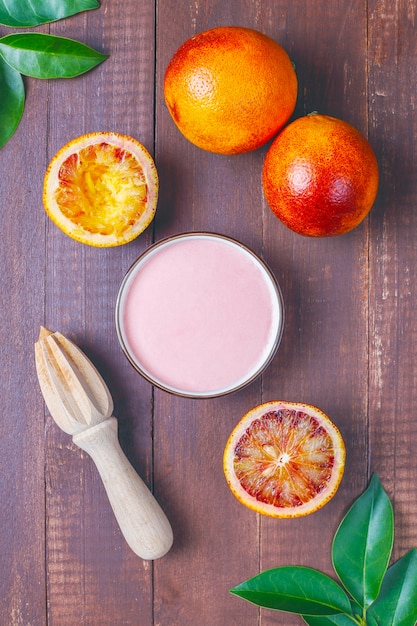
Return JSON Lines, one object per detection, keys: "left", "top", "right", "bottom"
{"left": 116, "top": 234, "right": 283, "bottom": 397}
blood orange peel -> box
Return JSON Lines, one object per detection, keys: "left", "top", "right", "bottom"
{"left": 164, "top": 26, "right": 297, "bottom": 155}
{"left": 43, "top": 132, "right": 158, "bottom": 247}
{"left": 223, "top": 401, "right": 345, "bottom": 518}
{"left": 262, "top": 114, "right": 379, "bottom": 237}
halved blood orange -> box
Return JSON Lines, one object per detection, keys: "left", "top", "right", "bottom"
{"left": 43, "top": 132, "right": 158, "bottom": 247}
{"left": 223, "top": 401, "right": 345, "bottom": 517}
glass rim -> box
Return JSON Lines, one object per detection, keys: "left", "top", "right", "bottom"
{"left": 115, "top": 231, "right": 285, "bottom": 398}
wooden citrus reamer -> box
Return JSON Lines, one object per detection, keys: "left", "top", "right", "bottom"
{"left": 35, "top": 327, "right": 173, "bottom": 560}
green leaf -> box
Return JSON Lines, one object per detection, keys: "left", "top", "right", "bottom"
{"left": 332, "top": 474, "right": 394, "bottom": 608}
{"left": 0, "top": 57, "right": 24, "bottom": 148}
{"left": 368, "top": 549, "right": 417, "bottom": 626}
{"left": 349, "top": 598, "right": 365, "bottom": 619}
{"left": 230, "top": 566, "right": 352, "bottom": 616}
{"left": 302, "top": 592, "right": 365, "bottom": 625}
{"left": 0, "top": 0, "right": 99, "bottom": 28}
{"left": 0, "top": 33, "right": 107, "bottom": 79}
{"left": 302, "top": 614, "right": 359, "bottom": 625}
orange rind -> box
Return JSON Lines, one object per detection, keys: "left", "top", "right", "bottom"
{"left": 223, "top": 401, "right": 346, "bottom": 518}
{"left": 262, "top": 114, "right": 379, "bottom": 237}
{"left": 43, "top": 132, "right": 158, "bottom": 247}
{"left": 164, "top": 26, "right": 297, "bottom": 155}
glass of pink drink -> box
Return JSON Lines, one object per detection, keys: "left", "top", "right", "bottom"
{"left": 115, "top": 233, "right": 284, "bottom": 398}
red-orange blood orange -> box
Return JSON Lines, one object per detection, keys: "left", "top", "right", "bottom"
{"left": 223, "top": 401, "right": 346, "bottom": 517}
{"left": 262, "top": 114, "right": 379, "bottom": 236}
{"left": 164, "top": 26, "right": 298, "bottom": 155}
{"left": 43, "top": 132, "right": 158, "bottom": 247}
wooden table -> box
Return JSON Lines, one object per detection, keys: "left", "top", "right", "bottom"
{"left": 1, "top": 1, "right": 416, "bottom": 624}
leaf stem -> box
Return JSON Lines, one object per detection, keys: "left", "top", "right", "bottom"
{"left": 333, "top": 610, "right": 366, "bottom": 626}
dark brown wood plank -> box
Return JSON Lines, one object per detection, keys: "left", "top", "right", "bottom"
{"left": 154, "top": 2, "right": 270, "bottom": 625}
{"left": 368, "top": 0, "right": 417, "bottom": 560}
{"left": 0, "top": 69, "right": 48, "bottom": 625}
{"left": 44, "top": 2, "right": 156, "bottom": 623}
{"left": 254, "top": 3, "right": 371, "bottom": 626}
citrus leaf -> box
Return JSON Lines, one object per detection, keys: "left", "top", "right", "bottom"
{"left": 0, "top": 33, "right": 108, "bottom": 79}
{"left": 332, "top": 473, "right": 394, "bottom": 608}
{"left": 367, "top": 549, "right": 417, "bottom": 626}
{"left": 302, "top": 597, "right": 367, "bottom": 625}
{"left": 0, "top": 0, "right": 99, "bottom": 27}
{"left": 230, "top": 566, "right": 352, "bottom": 616}
{"left": 302, "top": 614, "right": 358, "bottom": 625}
{"left": 0, "top": 57, "right": 24, "bottom": 148}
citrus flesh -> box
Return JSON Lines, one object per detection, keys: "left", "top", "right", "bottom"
{"left": 262, "top": 114, "right": 379, "bottom": 236}
{"left": 43, "top": 132, "right": 158, "bottom": 247}
{"left": 223, "top": 401, "right": 345, "bottom": 517}
{"left": 164, "top": 26, "right": 298, "bottom": 154}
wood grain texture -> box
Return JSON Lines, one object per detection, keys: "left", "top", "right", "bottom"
{"left": 259, "top": 6, "right": 371, "bottom": 625}
{"left": 368, "top": 0, "right": 417, "bottom": 562}
{"left": 0, "top": 0, "right": 416, "bottom": 624}
{"left": 0, "top": 43, "right": 49, "bottom": 624}
{"left": 44, "top": 2, "right": 156, "bottom": 624}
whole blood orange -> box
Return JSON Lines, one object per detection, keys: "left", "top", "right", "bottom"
{"left": 223, "top": 401, "right": 345, "bottom": 518}
{"left": 262, "top": 114, "right": 379, "bottom": 236}
{"left": 43, "top": 132, "right": 158, "bottom": 247}
{"left": 164, "top": 26, "right": 297, "bottom": 155}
